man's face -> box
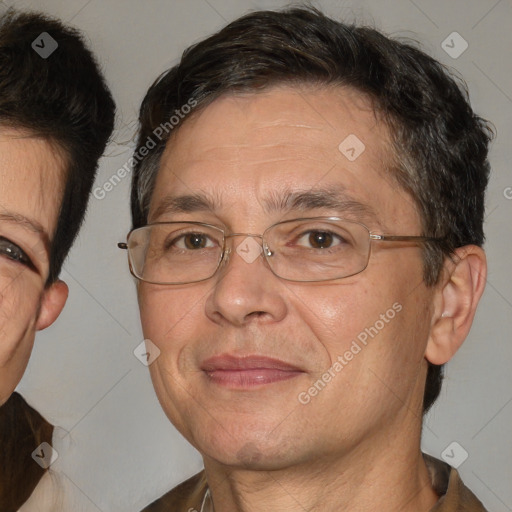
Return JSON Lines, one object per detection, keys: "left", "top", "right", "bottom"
{"left": 0, "top": 128, "right": 67, "bottom": 405}
{"left": 139, "top": 86, "right": 436, "bottom": 469}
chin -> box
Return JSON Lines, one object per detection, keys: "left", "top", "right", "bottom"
{"left": 195, "top": 422, "right": 301, "bottom": 470}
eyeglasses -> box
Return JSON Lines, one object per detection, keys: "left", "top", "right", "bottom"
{"left": 118, "top": 217, "right": 442, "bottom": 285}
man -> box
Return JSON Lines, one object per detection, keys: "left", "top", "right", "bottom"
{"left": 121, "top": 7, "right": 491, "bottom": 511}
{"left": 0, "top": 9, "right": 114, "bottom": 510}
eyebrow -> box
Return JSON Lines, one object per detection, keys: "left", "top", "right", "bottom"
{"left": 0, "top": 211, "right": 50, "bottom": 248}
{"left": 0, "top": 211, "right": 45, "bottom": 233}
{"left": 151, "top": 185, "right": 379, "bottom": 225}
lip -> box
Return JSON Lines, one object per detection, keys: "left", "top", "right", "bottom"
{"left": 201, "top": 354, "right": 304, "bottom": 389}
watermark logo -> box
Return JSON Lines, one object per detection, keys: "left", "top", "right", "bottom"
{"left": 134, "top": 339, "right": 161, "bottom": 366}
{"left": 31, "top": 32, "right": 58, "bottom": 59}
{"left": 441, "top": 441, "right": 468, "bottom": 468}
{"left": 338, "top": 134, "right": 365, "bottom": 161}
{"left": 32, "top": 442, "right": 59, "bottom": 469}
{"left": 94, "top": 97, "right": 198, "bottom": 200}
{"left": 441, "top": 32, "right": 468, "bottom": 59}
{"left": 236, "top": 237, "right": 262, "bottom": 264}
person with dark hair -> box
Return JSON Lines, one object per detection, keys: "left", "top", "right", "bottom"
{"left": 0, "top": 8, "right": 114, "bottom": 510}
{"left": 120, "top": 7, "right": 492, "bottom": 511}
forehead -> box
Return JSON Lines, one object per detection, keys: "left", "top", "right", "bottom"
{"left": 164, "top": 85, "right": 387, "bottom": 164}
{"left": 0, "top": 127, "right": 66, "bottom": 243}
{"left": 150, "top": 85, "right": 418, "bottom": 231}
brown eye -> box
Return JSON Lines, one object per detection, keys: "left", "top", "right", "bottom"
{"left": 183, "top": 233, "right": 209, "bottom": 249}
{"left": 308, "top": 231, "right": 333, "bottom": 249}
{"left": 296, "top": 230, "right": 344, "bottom": 249}
{"left": 165, "top": 232, "right": 217, "bottom": 251}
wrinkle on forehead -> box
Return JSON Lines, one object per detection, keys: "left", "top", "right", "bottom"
{"left": 167, "top": 83, "right": 386, "bottom": 167}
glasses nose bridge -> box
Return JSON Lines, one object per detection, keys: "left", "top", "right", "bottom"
{"left": 224, "top": 232, "right": 263, "bottom": 241}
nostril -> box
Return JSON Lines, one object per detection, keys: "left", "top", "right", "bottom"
{"left": 245, "top": 310, "right": 267, "bottom": 321}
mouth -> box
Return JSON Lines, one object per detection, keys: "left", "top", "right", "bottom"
{"left": 201, "top": 354, "right": 305, "bottom": 389}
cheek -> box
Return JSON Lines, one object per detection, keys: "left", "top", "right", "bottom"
{"left": 289, "top": 282, "right": 391, "bottom": 355}
{"left": 292, "top": 275, "right": 430, "bottom": 376}
{"left": 138, "top": 286, "right": 203, "bottom": 355}
{"left": 1, "top": 274, "right": 33, "bottom": 330}
{"left": 0, "top": 273, "right": 41, "bottom": 389}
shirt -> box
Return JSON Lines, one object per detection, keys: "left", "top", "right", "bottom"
{"left": 141, "top": 454, "right": 488, "bottom": 511}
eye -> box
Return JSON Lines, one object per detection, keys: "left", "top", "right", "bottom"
{"left": 0, "top": 236, "right": 32, "bottom": 266}
{"left": 295, "top": 230, "right": 346, "bottom": 249}
{"left": 169, "top": 232, "right": 217, "bottom": 251}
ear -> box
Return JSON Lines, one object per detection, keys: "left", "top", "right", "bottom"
{"left": 425, "top": 245, "right": 487, "bottom": 365}
{"left": 35, "top": 279, "right": 69, "bottom": 331}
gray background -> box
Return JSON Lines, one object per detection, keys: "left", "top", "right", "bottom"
{"left": 4, "top": 0, "right": 511, "bottom": 510}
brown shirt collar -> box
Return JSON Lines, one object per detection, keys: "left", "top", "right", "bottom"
{"left": 142, "top": 454, "right": 488, "bottom": 511}
{"left": 424, "top": 454, "right": 488, "bottom": 511}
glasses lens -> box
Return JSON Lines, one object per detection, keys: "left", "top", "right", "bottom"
{"left": 127, "top": 223, "right": 223, "bottom": 284}
{"left": 265, "top": 218, "right": 370, "bottom": 281}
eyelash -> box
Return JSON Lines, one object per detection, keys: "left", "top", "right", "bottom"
{"left": 0, "top": 236, "right": 33, "bottom": 267}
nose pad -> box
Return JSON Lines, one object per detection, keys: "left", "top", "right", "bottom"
{"left": 220, "top": 246, "right": 232, "bottom": 269}
{"left": 212, "top": 247, "right": 228, "bottom": 278}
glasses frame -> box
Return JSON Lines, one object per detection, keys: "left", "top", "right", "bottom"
{"left": 118, "top": 217, "right": 443, "bottom": 285}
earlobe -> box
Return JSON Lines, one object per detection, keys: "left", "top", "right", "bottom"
{"left": 425, "top": 245, "right": 487, "bottom": 365}
{"left": 36, "top": 279, "right": 69, "bottom": 331}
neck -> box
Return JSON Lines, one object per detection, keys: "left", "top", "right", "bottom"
{"left": 203, "top": 427, "right": 438, "bottom": 512}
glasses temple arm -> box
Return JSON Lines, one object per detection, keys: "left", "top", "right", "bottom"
{"left": 370, "top": 234, "right": 443, "bottom": 242}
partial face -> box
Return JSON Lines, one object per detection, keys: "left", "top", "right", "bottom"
{"left": 138, "top": 86, "right": 436, "bottom": 469}
{"left": 0, "top": 128, "right": 67, "bottom": 405}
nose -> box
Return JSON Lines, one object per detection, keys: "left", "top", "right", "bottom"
{"left": 204, "top": 234, "right": 287, "bottom": 327}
